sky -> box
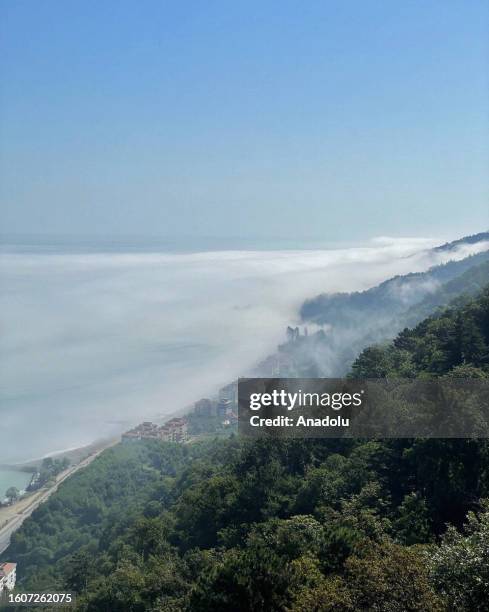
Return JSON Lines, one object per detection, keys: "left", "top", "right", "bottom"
{"left": 0, "top": 0, "right": 488, "bottom": 243}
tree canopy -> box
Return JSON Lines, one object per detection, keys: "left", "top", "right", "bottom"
{"left": 3, "top": 285, "right": 489, "bottom": 610}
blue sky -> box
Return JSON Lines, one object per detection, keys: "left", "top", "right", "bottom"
{"left": 1, "top": 0, "right": 488, "bottom": 242}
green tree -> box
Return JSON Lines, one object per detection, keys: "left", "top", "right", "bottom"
{"left": 344, "top": 541, "right": 443, "bottom": 611}
{"left": 393, "top": 493, "right": 432, "bottom": 545}
{"left": 428, "top": 501, "right": 489, "bottom": 611}
{"left": 5, "top": 486, "right": 19, "bottom": 503}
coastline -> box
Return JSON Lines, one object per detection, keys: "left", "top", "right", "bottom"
{"left": 4, "top": 437, "right": 119, "bottom": 472}
{"left": 0, "top": 437, "right": 119, "bottom": 555}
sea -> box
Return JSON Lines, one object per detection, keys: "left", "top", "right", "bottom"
{"left": 0, "top": 233, "right": 475, "bottom": 490}
{"left": 0, "top": 468, "right": 31, "bottom": 502}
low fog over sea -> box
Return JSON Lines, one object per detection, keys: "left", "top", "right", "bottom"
{"left": 0, "top": 235, "right": 483, "bottom": 464}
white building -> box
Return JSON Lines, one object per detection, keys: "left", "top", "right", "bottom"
{"left": 0, "top": 562, "right": 16, "bottom": 593}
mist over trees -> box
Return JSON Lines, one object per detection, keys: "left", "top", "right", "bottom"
{"left": 295, "top": 250, "right": 489, "bottom": 376}
{"left": 2, "top": 281, "right": 489, "bottom": 610}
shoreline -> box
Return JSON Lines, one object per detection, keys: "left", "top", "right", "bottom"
{"left": 0, "top": 437, "right": 120, "bottom": 555}
{"left": 2, "top": 437, "right": 119, "bottom": 472}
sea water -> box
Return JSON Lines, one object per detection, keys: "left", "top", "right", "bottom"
{"left": 0, "top": 234, "right": 470, "bottom": 464}
{"left": 0, "top": 468, "right": 31, "bottom": 500}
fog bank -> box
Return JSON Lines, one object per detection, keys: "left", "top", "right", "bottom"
{"left": 0, "top": 237, "right": 480, "bottom": 462}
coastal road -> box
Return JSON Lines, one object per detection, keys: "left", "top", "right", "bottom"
{"left": 0, "top": 440, "right": 118, "bottom": 555}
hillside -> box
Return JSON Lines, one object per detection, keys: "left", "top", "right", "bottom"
{"left": 3, "top": 287, "right": 489, "bottom": 611}
{"left": 351, "top": 284, "right": 489, "bottom": 379}
{"left": 394, "top": 258, "right": 489, "bottom": 329}
{"left": 276, "top": 254, "right": 489, "bottom": 378}
{"left": 344, "top": 258, "right": 489, "bottom": 373}
{"left": 300, "top": 243, "right": 489, "bottom": 327}
{"left": 433, "top": 231, "right": 489, "bottom": 252}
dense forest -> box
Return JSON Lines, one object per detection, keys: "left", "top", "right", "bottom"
{"left": 3, "top": 287, "right": 489, "bottom": 610}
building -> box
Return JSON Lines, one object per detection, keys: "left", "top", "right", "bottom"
{"left": 219, "top": 382, "right": 237, "bottom": 404}
{"left": 158, "top": 425, "right": 172, "bottom": 442}
{"left": 122, "top": 418, "right": 188, "bottom": 444}
{"left": 122, "top": 421, "right": 160, "bottom": 442}
{"left": 194, "top": 398, "right": 213, "bottom": 416}
{"left": 0, "top": 563, "right": 16, "bottom": 593}
{"left": 165, "top": 418, "right": 188, "bottom": 442}
{"left": 217, "top": 398, "right": 231, "bottom": 418}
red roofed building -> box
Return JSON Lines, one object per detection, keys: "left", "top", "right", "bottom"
{"left": 0, "top": 562, "right": 16, "bottom": 593}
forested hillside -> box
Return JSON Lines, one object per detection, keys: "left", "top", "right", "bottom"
{"left": 277, "top": 256, "right": 489, "bottom": 377}
{"left": 433, "top": 231, "right": 489, "bottom": 252}
{"left": 380, "top": 258, "right": 489, "bottom": 334}
{"left": 3, "top": 288, "right": 489, "bottom": 611}
{"left": 300, "top": 247, "right": 489, "bottom": 327}
{"left": 351, "top": 283, "right": 489, "bottom": 378}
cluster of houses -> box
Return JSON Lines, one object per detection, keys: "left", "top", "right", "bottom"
{"left": 0, "top": 562, "right": 16, "bottom": 594}
{"left": 122, "top": 417, "right": 188, "bottom": 443}
{"left": 122, "top": 381, "right": 241, "bottom": 446}
{"left": 194, "top": 382, "right": 238, "bottom": 425}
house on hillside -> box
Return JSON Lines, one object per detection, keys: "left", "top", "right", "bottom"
{"left": 122, "top": 418, "right": 188, "bottom": 443}
{"left": 0, "top": 563, "right": 16, "bottom": 593}
{"left": 165, "top": 418, "right": 188, "bottom": 442}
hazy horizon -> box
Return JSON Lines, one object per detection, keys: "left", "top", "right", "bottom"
{"left": 0, "top": 228, "right": 486, "bottom": 255}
